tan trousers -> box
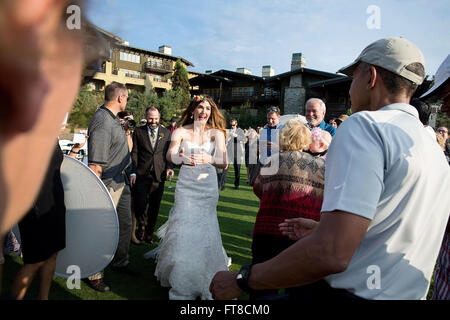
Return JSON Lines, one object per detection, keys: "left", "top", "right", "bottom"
{"left": 88, "top": 184, "right": 131, "bottom": 280}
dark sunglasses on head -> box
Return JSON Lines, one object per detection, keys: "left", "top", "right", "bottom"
{"left": 81, "top": 22, "right": 111, "bottom": 86}
{"left": 267, "top": 107, "right": 279, "bottom": 112}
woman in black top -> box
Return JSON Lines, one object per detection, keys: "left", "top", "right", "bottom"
{"left": 10, "top": 143, "right": 66, "bottom": 300}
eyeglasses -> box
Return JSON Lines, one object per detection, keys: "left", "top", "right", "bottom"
{"left": 231, "top": 124, "right": 237, "bottom": 127}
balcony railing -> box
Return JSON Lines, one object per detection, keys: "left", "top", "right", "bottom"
{"left": 125, "top": 73, "right": 145, "bottom": 79}
{"left": 86, "top": 63, "right": 105, "bottom": 73}
{"left": 144, "top": 61, "right": 172, "bottom": 74}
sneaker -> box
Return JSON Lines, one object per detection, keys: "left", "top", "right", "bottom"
{"left": 112, "top": 264, "right": 141, "bottom": 277}
{"left": 85, "top": 279, "right": 111, "bottom": 293}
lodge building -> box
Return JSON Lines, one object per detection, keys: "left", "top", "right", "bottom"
{"left": 188, "top": 53, "right": 352, "bottom": 122}
{"left": 83, "top": 25, "right": 195, "bottom": 96}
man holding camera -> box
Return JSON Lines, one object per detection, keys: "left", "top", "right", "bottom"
{"left": 132, "top": 106, "right": 174, "bottom": 244}
{"left": 87, "top": 82, "right": 140, "bottom": 292}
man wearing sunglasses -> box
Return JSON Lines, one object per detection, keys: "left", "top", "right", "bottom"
{"left": 87, "top": 82, "right": 140, "bottom": 292}
{"left": 220, "top": 119, "right": 246, "bottom": 190}
{"left": 259, "top": 107, "right": 282, "bottom": 166}
{"left": 437, "top": 127, "right": 448, "bottom": 143}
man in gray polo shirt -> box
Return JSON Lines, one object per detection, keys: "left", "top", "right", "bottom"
{"left": 210, "top": 37, "right": 450, "bottom": 300}
{"left": 86, "top": 81, "right": 139, "bottom": 292}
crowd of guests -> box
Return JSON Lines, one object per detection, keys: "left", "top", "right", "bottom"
{"left": 3, "top": 62, "right": 449, "bottom": 300}
{"left": 210, "top": 40, "right": 450, "bottom": 301}
{"left": 0, "top": 1, "right": 448, "bottom": 301}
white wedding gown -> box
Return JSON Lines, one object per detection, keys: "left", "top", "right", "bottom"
{"left": 154, "top": 140, "right": 229, "bottom": 300}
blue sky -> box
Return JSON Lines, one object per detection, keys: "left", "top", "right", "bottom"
{"left": 86, "top": 0, "right": 450, "bottom": 77}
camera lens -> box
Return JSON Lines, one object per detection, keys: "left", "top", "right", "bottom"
{"left": 126, "top": 119, "right": 136, "bottom": 129}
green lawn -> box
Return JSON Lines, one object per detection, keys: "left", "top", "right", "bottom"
{"left": 1, "top": 165, "right": 258, "bottom": 300}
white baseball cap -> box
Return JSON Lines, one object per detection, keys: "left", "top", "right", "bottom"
{"left": 338, "top": 37, "right": 425, "bottom": 85}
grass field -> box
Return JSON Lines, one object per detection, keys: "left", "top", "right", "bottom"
{"left": 1, "top": 166, "right": 258, "bottom": 300}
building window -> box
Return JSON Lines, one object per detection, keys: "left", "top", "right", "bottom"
{"left": 120, "top": 51, "right": 140, "bottom": 63}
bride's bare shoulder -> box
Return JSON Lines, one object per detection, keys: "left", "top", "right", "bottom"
{"left": 174, "top": 126, "right": 191, "bottom": 136}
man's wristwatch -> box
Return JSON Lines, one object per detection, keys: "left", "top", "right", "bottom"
{"left": 236, "top": 264, "right": 254, "bottom": 293}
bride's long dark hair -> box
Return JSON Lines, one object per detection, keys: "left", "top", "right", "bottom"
{"left": 179, "top": 95, "right": 226, "bottom": 137}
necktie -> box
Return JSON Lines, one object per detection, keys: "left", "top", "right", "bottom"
{"left": 150, "top": 128, "right": 156, "bottom": 148}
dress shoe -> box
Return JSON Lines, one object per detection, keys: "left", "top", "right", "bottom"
{"left": 112, "top": 264, "right": 141, "bottom": 277}
{"left": 234, "top": 186, "right": 239, "bottom": 190}
{"left": 85, "top": 279, "right": 111, "bottom": 292}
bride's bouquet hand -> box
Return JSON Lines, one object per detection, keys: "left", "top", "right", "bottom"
{"left": 189, "top": 151, "right": 213, "bottom": 166}
{"left": 178, "top": 147, "right": 193, "bottom": 165}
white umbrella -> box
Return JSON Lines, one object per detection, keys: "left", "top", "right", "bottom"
{"left": 55, "top": 156, "right": 119, "bottom": 279}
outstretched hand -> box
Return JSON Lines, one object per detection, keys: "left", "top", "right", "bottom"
{"left": 73, "top": 135, "right": 88, "bottom": 149}
{"left": 278, "top": 217, "right": 318, "bottom": 241}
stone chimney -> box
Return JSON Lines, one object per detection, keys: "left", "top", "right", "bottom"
{"left": 236, "top": 67, "right": 252, "bottom": 75}
{"left": 291, "top": 53, "right": 306, "bottom": 71}
{"left": 262, "top": 65, "right": 274, "bottom": 77}
{"left": 158, "top": 45, "right": 172, "bottom": 55}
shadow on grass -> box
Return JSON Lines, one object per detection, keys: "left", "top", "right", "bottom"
{"left": 216, "top": 205, "right": 258, "bottom": 218}
{"left": 218, "top": 195, "right": 260, "bottom": 209}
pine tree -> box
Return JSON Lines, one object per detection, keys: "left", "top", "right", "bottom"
{"left": 171, "top": 59, "right": 191, "bottom": 115}
{"left": 68, "top": 85, "right": 104, "bottom": 131}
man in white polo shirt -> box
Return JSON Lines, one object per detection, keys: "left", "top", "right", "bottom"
{"left": 210, "top": 37, "right": 450, "bottom": 300}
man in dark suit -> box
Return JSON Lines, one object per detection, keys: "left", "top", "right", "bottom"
{"left": 131, "top": 106, "right": 174, "bottom": 243}
{"left": 222, "top": 119, "right": 246, "bottom": 190}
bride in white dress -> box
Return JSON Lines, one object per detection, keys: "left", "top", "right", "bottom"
{"left": 154, "top": 95, "right": 230, "bottom": 300}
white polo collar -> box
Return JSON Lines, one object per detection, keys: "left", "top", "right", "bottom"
{"left": 380, "top": 103, "right": 419, "bottom": 119}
